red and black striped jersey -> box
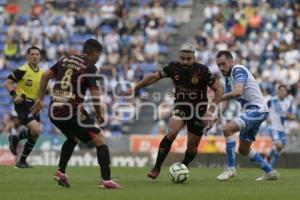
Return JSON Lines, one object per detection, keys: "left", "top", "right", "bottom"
{"left": 49, "top": 55, "right": 99, "bottom": 117}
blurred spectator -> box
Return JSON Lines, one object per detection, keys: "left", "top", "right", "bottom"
{"left": 150, "top": 120, "right": 167, "bottom": 135}
{"left": 0, "top": 6, "right": 5, "bottom": 27}
{"left": 197, "top": 0, "right": 300, "bottom": 138}
{"left": 0, "top": 113, "right": 13, "bottom": 135}
{"left": 0, "top": 0, "right": 189, "bottom": 137}
{"left": 232, "top": 21, "right": 246, "bottom": 41}
{"left": 5, "top": 2, "right": 20, "bottom": 22}
{"left": 144, "top": 36, "right": 159, "bottom": 61}
{"left": 248, "top": 10, "right": 262, "bottom": 33}
{"left": 4, "top": 38, "right": 18, "bottom": 60}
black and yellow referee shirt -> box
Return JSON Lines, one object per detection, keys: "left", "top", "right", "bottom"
{"left": 8, "top": 63, "right": 45, "bottom": 100}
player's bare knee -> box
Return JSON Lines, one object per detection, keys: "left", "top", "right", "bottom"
{"left": 223, "top": 127, "right": 233, "bottom": 137}
{"left": 29, "top": 126, "right": 41, "bottom": 137}
{"left": 166, "top": 130, "right": 178, "bottom": 141}
{"left": 238, "top": 146, "right": 249, "bottom": 156}
{"left": 92, "top": 135, "right": 105, "bottom": 146}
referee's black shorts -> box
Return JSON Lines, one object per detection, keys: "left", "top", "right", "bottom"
{"left": 14, "top": 100, "right": 40, "bottom": 125}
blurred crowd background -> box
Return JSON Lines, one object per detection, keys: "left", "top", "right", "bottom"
{"left": 193, "top": 0, "right": 300, "bottom": 138}
{"left": 0, "top": 0, "right": 299, "bottom": 145}
{"left": 0, "top": 0, "right": 190, "bottom": 137}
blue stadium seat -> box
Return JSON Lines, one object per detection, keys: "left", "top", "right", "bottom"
{"left": 0, "top": 43, "right": 4, "bottom": 52}
{"left": 0, "top": 86, "right": 7, "bottom": 94}
{"left": 176, "top": 0, "right": 189, "bottom": 6}
{"left": 140, "top": 62, "right": 157, "bottom": 73}
{"left": 0, "top": 69, "right": 11, "bottom": 78}
{"left": 6, "top": 60, "right": 20, "bottom": 70}
{"left": 53, "top": 16, "right": 63, "bottom": 25}
{"left": 0, "top": 34, "right": 6, "bottom": 43}
{"left": 69, "top": 34, "right": 87, "bottom": 44}
{"left": 0, "top": 94, "right": 10, "bottom": 102}
{"left": 0, "top": 25, "right": 8, "bottom": 34}
{"left": 0, "top": 78, "right": 5, "bottom": 85}
{"left": 100, "top": 25, "right": 112, "bottom": 34}
{"left": 93, "top": 0, "right": 117, "bottom": 5}
{"left": 16, "top": 14, "right": 29, "bottom": 25}
{"left": 111, "top": 131, "right": 122, "bottom": 136}
{"left": 159, "top": 44, "right": 169, "bottom": 54}
{"left": 0, "top": 0, "right": 7, "bottom": 6}
{"left": 83, "top": 34, "right": 94, "bottom": 40}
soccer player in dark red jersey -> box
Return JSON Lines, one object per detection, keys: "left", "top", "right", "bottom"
{"left": 31, "top": 39, "right": 121, "bottom": 189}
{"left": 124, "top": 43, "right": 223, "bottom": 179}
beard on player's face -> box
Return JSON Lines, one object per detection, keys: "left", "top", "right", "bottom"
{"left": 221, "top": 69, "right": 231, "bottom": 76}
{"left": 217, "top": 59, "right": 232, "bottom": 77}
{"left": 179, "top": 52, "right": 194, "bottom": 68}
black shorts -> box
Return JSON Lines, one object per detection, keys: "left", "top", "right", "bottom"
{"left": 50, "top": 111, "right": 100, "bottom": 143}
{"left": 172, "top": 103, "right": 207, "bottom": 136}
{"left": 14, "top": 101, "right": 40, "bottom": 125}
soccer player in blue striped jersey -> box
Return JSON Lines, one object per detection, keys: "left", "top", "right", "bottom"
{"left": 266, "top": 84, "right": 295, "bottom": 167}
{"left": 215, "top": 50, "right": 279, "bottom": 181}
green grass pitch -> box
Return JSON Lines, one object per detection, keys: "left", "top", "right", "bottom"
{"left": 0, "top": 166, "right": 299, "bottom": 200}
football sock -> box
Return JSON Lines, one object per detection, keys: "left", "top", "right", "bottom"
{"left": 154, "top": 136, "right": 173, "bottom": 170}
{"left": 225, "top": 135, "right": 236, "bottom": 168}
{"left": 269, "top": 148, "right": 280, "bottom": 167}
{"left": 182, "top": 150, "right": 197, "bottom": 167}
{"left": 247, "top": 149, "right": 272, "bottom": 173}
{"left": 96, "top": 144, "right": 111, "bottom": 180}
{"left": 20, "top": 138, "right": 36, "bottom": 162}
{"left": 17, "top": 129, "right": 30, "bottom": 141}
{"left": 58, "top": 139, "right": 77, "bottom": 173}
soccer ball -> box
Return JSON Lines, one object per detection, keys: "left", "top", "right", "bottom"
{"left": 168, "top": 162, "right": 189, "bottom": 183}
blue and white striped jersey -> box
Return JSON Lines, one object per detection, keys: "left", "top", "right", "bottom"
{"left": 224, "top": 64, "right": 269, "bottom": 112}
{"left": 267, "top": 96, "right": 293, "bottom": 132}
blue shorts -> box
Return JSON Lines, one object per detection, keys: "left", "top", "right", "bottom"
{"left": 233, "top": 111, "right": 269, "bottom": 141}
{"left": 269, "top": 129, "right": 286, "bottom": 146}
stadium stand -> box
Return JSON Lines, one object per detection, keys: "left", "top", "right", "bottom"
{"left": 0, "top": 0, "right": 192, "bottom": 138}
{"left": 192, "top": 0, "right": 300, "bottom": 141}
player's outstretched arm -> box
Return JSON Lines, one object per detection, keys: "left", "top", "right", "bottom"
{"left": 90, "top": 89, "right": 104, "bottom": 124}
{"left": 135, "top": 71, "right": 162, "bottom": 90}
{"left": 123, "top": 72, "right": 162, "bottom": 96}
{"left": 203, "top": 79, "right": 223, "bottom": 129}
{"left": 31, "top": 70, "right": 55, "bottom": 115}
{"left": 208, "top": 78, "right": 223, "bottom": 113}
{"left": 221, "top": 83, "right": 244, "bottom": 101}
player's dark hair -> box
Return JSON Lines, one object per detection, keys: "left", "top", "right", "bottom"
{"left": 82, "top": 39, "right": 103, "bottom": 53}
{"left": 278, "top": 84, "right": 288, "bottom": 90}
{"left": 216, "top": 50, "right": 233, "bottom": 60}
{"left": 27, "top": 46, "right": 41, "bottom": 54}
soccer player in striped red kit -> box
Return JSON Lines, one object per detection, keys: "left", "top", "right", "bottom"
{"left": 32, "top": 39, "right": 121, "bottom": 189}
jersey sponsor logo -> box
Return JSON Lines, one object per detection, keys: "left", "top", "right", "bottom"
{"left": 173, "top": 109, "right": 180, "bottom": 114}
{"left": 25, "top": 79, "right": 33, "bottom": 86}
{"left": 160, "top": 67, "right": 168, "bottom": 77}
{"left": 191, "top": 76, "right": 199, "bottom": 84}
{"left": 52, "top": 89, "right": 76, "bottom": 101}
